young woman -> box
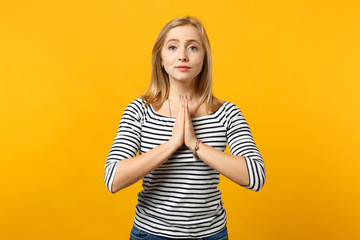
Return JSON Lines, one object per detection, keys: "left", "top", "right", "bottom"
{"left": 104, "top": 17, "right": 265, "bottom": 239}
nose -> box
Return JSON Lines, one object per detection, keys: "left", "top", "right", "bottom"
{"left": 178, "top": 48, "right": 188, "bottom": 61}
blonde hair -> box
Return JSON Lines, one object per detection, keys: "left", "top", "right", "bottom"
{"left": 140, "top": 16, "right": 223, "bottom": 113}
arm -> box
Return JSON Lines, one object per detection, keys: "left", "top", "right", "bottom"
{"left": 110, "top": 139, "right": 179, "bottom": 193}
{"left": 183, "top": 98, "right": 265, "bottom": 191}
{"left": 192, "top": 142, "right": 250, "bottom": 186}
{"left": 104, "top": 98, "right": 185, "bottom": 194}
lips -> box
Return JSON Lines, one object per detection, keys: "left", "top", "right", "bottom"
{"left": 176, "top": 66, "right": 191, "bottom": 71}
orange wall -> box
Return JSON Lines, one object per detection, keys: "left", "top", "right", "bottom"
{"left": 1, "top": 1, "right": 359, "bottom": 239}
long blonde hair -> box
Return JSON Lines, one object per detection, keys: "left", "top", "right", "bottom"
{"left": 140, "top": 16, "right": 223, "bottom": 113}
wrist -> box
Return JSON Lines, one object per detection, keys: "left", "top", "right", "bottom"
{"left": 168, "top": 138, "right": 182, "bottom": 150}
{"left": 192, "top": 140, "right": 201, "bottom": 160}
{"left": 187, "top": 139, "right": 198, "bottom": 152}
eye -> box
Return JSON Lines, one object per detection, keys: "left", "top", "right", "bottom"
{"left": 189, "top": 46, "right": 198, "bottom": 51}
{"left": 168, "top": 46, "right": 177, "bottom": 50}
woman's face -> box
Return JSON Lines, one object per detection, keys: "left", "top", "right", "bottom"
{"left": 160, "top": 25, "right": 205, "bottom": 83}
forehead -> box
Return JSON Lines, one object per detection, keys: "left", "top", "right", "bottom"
{"left": 164, "top": 25, "right": 202, "bottom": 43}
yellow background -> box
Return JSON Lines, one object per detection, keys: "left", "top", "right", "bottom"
{"left": 1, "top": 0, "right": 359, "bottom": 239}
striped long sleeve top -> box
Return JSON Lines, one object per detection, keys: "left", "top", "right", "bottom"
{"left": 104, "top": 97, "right": 265, "bottom": 238}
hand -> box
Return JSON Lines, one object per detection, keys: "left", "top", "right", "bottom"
{"left": 169, "top": 95, "right": 185, "bottom": 149}
{"left": 184, "top": 96, "right": 198, "bottom": 151}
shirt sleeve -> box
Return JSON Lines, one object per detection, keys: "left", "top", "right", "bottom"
{"left": 226, "top": 102, "right": 265, "bottom": 191}
{"left": 104, "top": 98, "right": 144, "bottom": 193}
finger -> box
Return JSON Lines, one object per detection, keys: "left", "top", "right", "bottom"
{"left": 184, "top": 98, "right": 193, "bottom": 131}
{"left": 177, "top": 95, "right": 183, "bottom": 117}
{"left": 178, "top": 96, "right": 185, "bottom": 123}
{"left": 184, "top": 96, "right": 189, "bottom": 119}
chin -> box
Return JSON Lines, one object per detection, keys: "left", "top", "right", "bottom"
{"left": 172, "top": 77, "right": 196, "bottom": 82}
{"left": 171, "top": 74, "right": 199, "bottom": 82}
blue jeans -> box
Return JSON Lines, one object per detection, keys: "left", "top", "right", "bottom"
{"left": 129, "top": 225, "right": 228, "bottom": 240}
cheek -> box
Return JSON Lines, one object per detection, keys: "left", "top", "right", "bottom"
{"left": 160, "top": 49, "right": 168, "bottom": 63}
{"left": 194, "top": 57, "right": 205, "bottom": 75}
{"left": 195, "top": 55, "right": 205, "bottom": 69}
{"left": 161, "top": 53, "right": 172, "bottom": 65}
{"left": 161, "top": 53, "right": 172, "bottom": 72}
{"left": 195, "top": 63, "right": 204, "bottom": 75}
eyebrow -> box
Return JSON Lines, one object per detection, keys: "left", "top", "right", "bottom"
{"left": 165, "top": 39, "right": 200, "bottom": 45}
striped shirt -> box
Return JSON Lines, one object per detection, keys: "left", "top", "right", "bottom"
{"left": 104, "top": 97, "right": 265, "bottom": 238}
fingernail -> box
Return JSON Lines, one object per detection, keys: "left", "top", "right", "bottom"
{"left": 179, "top": 94, "right": 181, "bottom": 100}
{"left": 185, "top": 94, "right": 187, "bottom": 99}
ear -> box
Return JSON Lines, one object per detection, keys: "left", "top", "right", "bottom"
{"left": 161, "top": 59, "right": 164, "bottom": 68}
